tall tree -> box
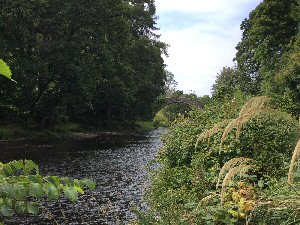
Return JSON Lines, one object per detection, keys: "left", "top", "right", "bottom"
{"left": 234, "top": 0, "right": 299, "bottom": 94}
{"left": 0, "top": 0, "right": 166, "bottom": 127}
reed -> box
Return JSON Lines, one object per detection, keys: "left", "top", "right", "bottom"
{"left": 196, "top": 193, "right": 219, "bottom": 209}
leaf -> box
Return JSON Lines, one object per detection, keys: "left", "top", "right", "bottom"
{"left": 28, "top": 175, "right": 43, "bottom": 184}
{"left": 63, "top": 187, "right": 78, "bottom": 202}
{"left": 24, "top": 160, "right": 38, "bottom": 175}
{"left": 15, "top": 201, "right": 26, "bottom": 214}
{"left": 83, "top": 179, "right": 96, "bottom": 191}
{"left": 44, "top": 184, "right": 60, "bottom": 200}
{"left": 74, "top": 179, "right": 85, "bottom": 189}
{"left": 3, "top": 164, "right": 13, "bottom": 176}
{"left": 0, "top": 205, "right": 13, "bottom": 217}
{"left": 13, "top": 184, "right": 27, "bottom": 200}
{"left": 74, "top": 186, "right": 84, "bottom": 195}
{"left": 0, "top": 59, "right": 12, "bottom": 79}
{"left": 62, "top": 177, "right": 73, "bottom": 186}
{"left": 26, "top": 202, "right": 39, "bottom": 215}
{"left": 48, "top": 176, "right": 60, "bottom": 187}
{"left": 11, "top": 160, "right": 24, "bottom": 170}
{"left": 29, "top": 183, "right": 44, "bottom": 198}
{"left": 258, "top": 180, "right": 264, "bottom": 188}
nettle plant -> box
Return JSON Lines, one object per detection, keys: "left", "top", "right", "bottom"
{"left": 0, "top": 60, "right": 95, "bottom": 224}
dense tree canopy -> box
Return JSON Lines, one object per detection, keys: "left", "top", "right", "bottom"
{"left": 0, "top": 0, "right": 166, "bottom": 128}
{"left": 212, "top": 0, "right": 300, "bottom": 116}
{"left": 234, "top": 0, "right": 299, "bottom": 95}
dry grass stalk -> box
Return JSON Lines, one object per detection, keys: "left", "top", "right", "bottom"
{"left": 238, "top": 96, "right": 269, "bottom": 117}
{"left": 221, "top": 164, "right": 252, "bottom": 203}
{"left": 288, "top": 140, "right": 300, "bottom": 184}
{"left": 196, "top": 193, "right": 219, "bottom": 209}
{"left": 220, "top": 96, "right": 270, "bottom": 150}
{"left": 220, "top": 118, "right": 238, "bottom": 151}
{"left": 235, "top": 108, "right": 269, "bottom": 139}
{"left": 195, "top": 120, "right": 231, "bottom": 148}
{"left": 216, "top": 157, "right": 252, "bottom": 189}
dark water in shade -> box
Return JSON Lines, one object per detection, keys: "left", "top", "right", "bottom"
{"left": 0, "top": 128, "right": 164, "bottom": 225}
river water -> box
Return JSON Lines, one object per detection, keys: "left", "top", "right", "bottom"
{"left": 0, "top": 128, "right": 164, "bottom": 225}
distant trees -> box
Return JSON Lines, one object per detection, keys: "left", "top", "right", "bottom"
{"left": 0, "top": 0, "right": 166, "bottom": 127}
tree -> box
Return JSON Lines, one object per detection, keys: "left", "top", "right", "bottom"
{"left": 234, "top": 0, "right": 299, "bottom": 94}
{"left": 212, "top": 66, "right": 251, "bottom": 100}
{"left": 164, "top": 70, "right": 178, "bottom": 96}
{"left": 0, "top": 0, "right": 166, "bottom": 128}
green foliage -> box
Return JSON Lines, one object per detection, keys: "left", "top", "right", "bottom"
{"left": 137, "top": 95, "right": 300, "bottom": 224}
{"left": 0, "top": 0, "right": 166, "bottom": 128}
{"left": 135, "top": 121, "right": 156, "bottom": 132}
{"left": 235, "top": 0, "right": 298, "bottom": 90}
{"left": 0, "top": 160, "right": 95, "bottom": 223}
{"left": 233, "top": 111, "right": 300, "bottom": 177}
{"left": 136, "top": 0, "right": 300, "bottom": 223}
{"left": 212, "top": 66, "right": 253, "bottom": 99}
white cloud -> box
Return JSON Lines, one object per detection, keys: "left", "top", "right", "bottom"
{"left": 155, "top": 0, "right": 262, "bottom": 96}
{"left": 156, "top": 0, "right": 260, "bottom": 15}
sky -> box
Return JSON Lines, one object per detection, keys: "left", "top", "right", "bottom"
{"left": 155, "top": 0, "right": 262, "bottom": 96}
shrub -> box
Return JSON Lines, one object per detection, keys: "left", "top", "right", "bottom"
{"left": 138, "top": 95, "right": 300, "bottom": 224}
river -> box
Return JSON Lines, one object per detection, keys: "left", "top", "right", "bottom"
{"left": 0, "top": 128, "right": 164, "bottom": 225}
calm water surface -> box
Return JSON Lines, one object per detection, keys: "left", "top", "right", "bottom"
{"left": 0, "top": 128, "right": 164, "bottom": 225}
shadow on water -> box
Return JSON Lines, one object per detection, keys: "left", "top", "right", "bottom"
{"left": 0, "top": 128, "right": 165, "bottom": 225}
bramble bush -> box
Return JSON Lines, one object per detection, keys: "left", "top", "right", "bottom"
{"left": 136, "top": 95, "right": 300, "bottom": 224}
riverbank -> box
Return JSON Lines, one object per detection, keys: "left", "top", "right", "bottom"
{"left": 0, "top": 121, "right": 157, "bottom": 141}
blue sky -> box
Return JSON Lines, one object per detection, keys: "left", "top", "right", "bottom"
{"left": 155, "top": 0, "right": 262, "bottom": 96}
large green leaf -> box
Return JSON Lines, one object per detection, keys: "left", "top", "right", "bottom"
{"left": 44, "top": 184, "right": 60, "bottom": 200}
{"left": 26, "top": 202, "right": 39, "bottom": 215}
{"left": 15, "top": 201, "right": 26, "bottom": 214}
{"left": 13, "top": 184, "right": 27, "bottom": 200}
{"left": 63, "top": 187, "right": 78, "bottom": 202}
{"left": 83, "top": 179, "right": 96, "bottom": 191}
{"left": 29, "top": 183, "right": 44, "bottom": 198}
{"left": 24, "top": 160, "right": 39, "bottom": 175}
{"left": 0, "top": 205, "right": 13, "bottom": 217}
{"left": 0, "top": 59, "right": 12, "bottom": 79}
{"left": 10, "top": 160, "right": 24, "bottom": 171}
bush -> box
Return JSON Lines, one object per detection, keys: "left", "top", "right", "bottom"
{"left": 137, "top": 95, "right": 300, "bottom": 225}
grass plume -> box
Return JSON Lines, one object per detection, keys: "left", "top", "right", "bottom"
{"left": 288, "top": 139, "right": 300, "bottom": 184}
{"left": 195, "top": 120, "right": 231, "bottom": 148}
{"left": 216, "top": 157, "right": 252, "bottom": 189}
{"left": 221, "top": 164, "right": 252, "bottom": 203}
{"left": 220, "top": 96, "right": 270, "bottom": 151}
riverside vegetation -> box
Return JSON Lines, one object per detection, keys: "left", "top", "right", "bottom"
{"left": 134, "top": 95, "right": 300, "bottom": 225}
{"left": 1, "top": 0, "right": 300, "bottom": 224}
{"left": 133, "top": 0, "right": 300, "bottom": 224}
